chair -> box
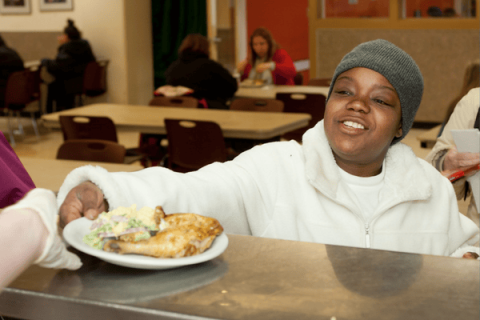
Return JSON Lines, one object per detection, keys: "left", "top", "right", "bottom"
{"left": 230, "top": 98, "right": 284, "bottom": 112}
{"left": 149, "top": 96, "right": 199, "bottom": 108}
{"left": 276, "top": 93, "right": 326, "bottom": 143}
{"left": 164, "top": 119, "right": 227, "bottom": 172}
{"left": 308, "top": 78, "right": 332, "bottom": 87}
{"left": 74, "top": 60, "right": 109, "bottom": 107}
{"left": 56, "top": 139, "right": 126, "bottom": 164}
{"left": 59, "top": 115, "right": 147, "bottom": 165}
{"left": 136, "top": 96, "right": 200, "bottom": 167}
{"left": 59, "top": 115, "right": 118, "bottom": 142}
{"left": 3, "top": 69, "right": 41, "bottom": 146}
{"left": 294, "top": 72, "right": 304, "bottom": 85}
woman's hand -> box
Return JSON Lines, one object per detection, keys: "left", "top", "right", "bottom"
{"left": 255, "top": 62, "right": 273, "bottom": 74}
{"left": 236, "top": 59, "right": 248, "bottom": 74}
{"left": 444, "top": 147, "right": 480, "bottom": 172}
{"left": 59, "top": 181, "right": 108, "bottom": 228}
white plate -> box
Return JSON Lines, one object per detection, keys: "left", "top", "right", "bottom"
{"left": 63, "top": 217, "right": 229, "bottom": 270}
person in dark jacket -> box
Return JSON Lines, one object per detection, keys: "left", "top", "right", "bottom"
{"left": 0, "top": 35, "right": 24, "bottom": 109}
{"left": 165, "top": 34, "right": 238, "bottom": 110}
{"left": 42, "top": 19, "right": 95, "bottom": 113}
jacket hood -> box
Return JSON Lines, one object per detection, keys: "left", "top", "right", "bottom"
{"left": 301, "top": 120, "right": 432, "bottom": 203}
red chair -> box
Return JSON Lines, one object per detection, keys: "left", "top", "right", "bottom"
{"left": 164, "top": 119, "right": 227, "bottom": 173}
{"left": 56, "top": 139, "right": 126, "bottom": 164}
{"left": 230, "top": 98, "right": 284, "bottom": 112}
{"left": 276, "top": 93, "right": 326, "bottom": 143}
{"left": 3, "top": 69, "right": 41, "bottom": 146}
{"left": 149, "top": 96, "right": 198, "bottom": 108}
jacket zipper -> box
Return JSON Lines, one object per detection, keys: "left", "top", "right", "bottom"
{"left": 365, "top": 223, "right": 371, "bottom": 248}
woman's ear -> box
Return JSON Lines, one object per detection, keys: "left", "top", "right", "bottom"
{"left": 395, "top": 123, "right": 403, "bottom": 138}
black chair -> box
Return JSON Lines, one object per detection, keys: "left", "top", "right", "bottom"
{"left": 230, "top": 98, "right": 284, "bottom": 112}
{"left": 56, "top": 139, "right": 126, "bottom": 164}
{"left": 276, "top": 92, "right": 326, "bottom": 143}
{"left": 164, "top": 119, "right": 227, "bottom": 173}
{"left": 2, "top": 69, "right": 41, "bottom": 146}
{"left": 59, "top": 115, "right": 147, "bottom": 165}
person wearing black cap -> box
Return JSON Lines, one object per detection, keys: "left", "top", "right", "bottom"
{"left": 41, "top": 19, "right": 95, "bottom": 113}
{"left": 0, "top": 34, "right": 24, "bottom": 109}
{"left": 56, "top": 39, "right": 478, "bottom": 259}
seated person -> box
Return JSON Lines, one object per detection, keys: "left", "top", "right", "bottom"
{"left": 0, "top": 189, "right": 81, "bottom": 291}
{"left": 42, "top": 19, "right": 95, "bottom": 113}
{"left": 0, "top": 34, "right": 24, "bottom": 109}
{"left": 237, "top": 27, "right": 296, "bottom": 86}
{"left": 426, "top": 88, "right": 480, "bottom": 227}
{"left": 58, "top": 39, "right": 479, "bottom": 259}
{"left": 165, "top": 34, "right": 238, "bottom": 110}
{"left": 0, "top": 131, "right": 35, "bottom": 208}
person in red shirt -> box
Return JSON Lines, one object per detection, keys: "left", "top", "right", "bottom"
{"left": 237, "top": 27, "right": 296, "bottom": 85}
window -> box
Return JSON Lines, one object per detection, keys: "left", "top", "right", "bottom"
{"left": 321, "top": 0, "right": 390, "bottom": 18}
{"left": 402, "top": 0, "right": 476, "bottom": 18}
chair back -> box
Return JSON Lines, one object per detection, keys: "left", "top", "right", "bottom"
{"left": 83, "top": 60, "right": 109, "bottom": 97}
{"left": 56, "top": 139, "right": 126, "bottom": 163}
{"left": 308, "top": 78, "right": 332, "bottom": 87}
{"left": 276, "top": 92, "right": 326, "bottom": 142}
{"left": 4, "top": 70, "right": 30, "bottom": 108}
{"left": 230, "top": 98, "right": 284, "bottom": 112}
{"left": 294, "top": 72, "right": 304, "bottom": 85}
{"left": 165, "top": 119, "right": 227, "bottom": 172}
{"left": 149, "top": 96, "right": 199, "bottom": 108}
{"left": 59, "top": 115, "right": 118, "bottom": 142}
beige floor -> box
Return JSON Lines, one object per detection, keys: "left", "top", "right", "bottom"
{"left": 2, "top": 115, "right": 469, "bottom": 214}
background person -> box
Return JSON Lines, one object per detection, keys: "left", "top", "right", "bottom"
{"left": 41, "top": 19, "right": 95, "bottom": 113}
{"left": 164, "top": 33, "right": 238, "bottom": 110}
{"left": 0, "top": 34, "right": 24, "bottom": 109}
{"left": 58, "top": 40, "right": 478, "bottom": 259}
{"left": 237, "top": 27, "right": 296, "bottom": 85}
{"left": 426, "top": 87, "right": 480, "bottom": 227}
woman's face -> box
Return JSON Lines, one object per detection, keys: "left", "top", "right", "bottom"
{"left": 324, "top": 67, "right": 402, "bottom": 176}
{"left": 58, "top": 34, "right": 69, "bottom": 45}
{"left": 252, "top": 36, "right": 268, "bottom": 59}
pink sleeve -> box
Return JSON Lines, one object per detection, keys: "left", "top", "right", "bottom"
{"left": 241, "top": 63, "right": 253, "bottom": 81}
{"left": 0, "top": 132, "right": 35, "bottom": 208}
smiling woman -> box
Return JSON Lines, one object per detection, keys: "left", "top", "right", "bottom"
{"left": 56, "top": 39, "right": 479, "bottom": 260}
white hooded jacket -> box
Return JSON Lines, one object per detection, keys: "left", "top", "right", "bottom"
{"left": 58, "top": 121, "right": 479, "bottom": 257}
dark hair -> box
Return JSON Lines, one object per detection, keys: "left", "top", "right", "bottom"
{"left": 444, "top": 60, "right": 480, "bottom": 123}
{"left": 64, "top": 19, "right": 81, "bottom": 40}
{"left": 249, "top": 27, "right": 279, "bottom": 63}
{"left": 0, "top": 34, "right": 5, "bottom": 47}
{"left": 178, "top": 34, "right": 210, "bottom": 57}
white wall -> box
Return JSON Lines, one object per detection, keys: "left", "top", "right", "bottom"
{"left": 0, "top": 0, "right": 153, "bottom": 105}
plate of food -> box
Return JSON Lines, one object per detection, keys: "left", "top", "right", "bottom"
{"left": 63, "top": 205, "right": 228, "bottom": 270}
{"left": 239, "top": 79, "right": 266, "bottom": 88}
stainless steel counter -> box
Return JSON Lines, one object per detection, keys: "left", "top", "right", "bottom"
{"left": 0, "top": 234, "right": 478, "bottom": 320}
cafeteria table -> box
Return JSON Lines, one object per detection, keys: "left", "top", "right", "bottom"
{"left": 41, "top": 103, "right": 311, "bottom": 141}
{"left": 19, "top": 157, "right": 143, "bottom": 192}
{"left": 235, "top": 85, "right": 330, "bottom": 100}
{"left": 0, "top": 234, "right": 478, "bottom": 320}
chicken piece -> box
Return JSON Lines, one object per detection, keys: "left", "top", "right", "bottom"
{"left": 103, "top": 206, "right": 223, "bottom": 258}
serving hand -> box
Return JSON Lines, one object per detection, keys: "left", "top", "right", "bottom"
{"left": 59, "top": 181, "right": 108, "bottom": 228}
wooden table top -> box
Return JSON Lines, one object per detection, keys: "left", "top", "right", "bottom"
{"left": 41, "top": 103, "right": 311, "bottom": 140}
{"left": 20, "top": 157, "right": 143, "bottom": 192}
{"left": 235, "top": 85, "right": 330, "bottom": 99}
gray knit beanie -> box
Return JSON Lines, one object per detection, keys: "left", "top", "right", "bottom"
{"left": 327, "top": 39, "right": 424, "bottom": 144}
